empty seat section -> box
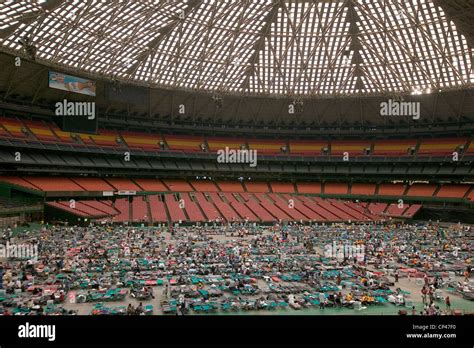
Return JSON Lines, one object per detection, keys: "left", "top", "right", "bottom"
{"left": 386, "top": 203, "right": 408, "bottom": 216}
{"left": 253, "top": 193, "right": 291, "bottom": 220}
{"left": 0, "top": 124, "right": 11, "bottom": 138}
{"left": 114, "top": 198, "right": 130, "bottom": 222}
{"left": 225, "top": 194, "right": 258, "bottom": 221}
{"left": 403, "top": 204, "right": 422, "bottom": 217}
{"left": 193, "top": 192, "right": 222, "bottom": 221}
{"left": 163, "top": 179, "right": 193, "bottom": 192}
{"left": 435, "top": 184, "right": 470, "bottom": 198}
{"left": 324, "top": 183, "right": 348, "bottom": 195}
{"left": 331, "top": 141, "right": 371, "bottom": 156}
{"left": 267, "top": 194, "right": 308, "bottom": 221}
{"left": 270, "top": 182, "right": 295, "bottom": 193}
{"left": 106, "top": 178, "right": 141, "bottom": 191}
{"left": 24, "top": 120, "right": 58, "bottom": 142}
{"left": 0, "top": 117, "right": 28, "bottom": 138}
{"left": 49, "top": 123, "right": 75, "bottom": 143}
{"left": 89, "top": 131, "right": 120, "bottom": 147}
{"left": 244, "top": 182, "right": 269, "bottom": 192}
{"left": 121, "top": 131, "right": 160, "bottom": 150}
{"left": 72, "top": 178, "right": 115, "bottom": 191}
{"left": 296, "top": 182, "right": 321, "bottom": 194}
{"left": 132, "top": 196, "right": 149, "bottom": 221}
{"left": 373, "top": 140, "right": 416, "bottom": 156}
{"left": 165, "top": 135, "right": 202, "bottom": 151}
{"left": 178, "top": 193, "right": 205, "bottom": 222}
{"left": 25, "top": 177, "right": 84, "bottom": 191}
{"left": 73, "top": 201, "right": 110, "bottom": 217}
{"left": 208, "top": 192, "right": 241, "bottom": 221}
{"left": 248, "top": 139, "right": 285, "bottom": 154}
{"left": 406, "top": 184, "right": 437, "bottom": 197}
{"left": 378, "top": 183, "right": 405, "bottom": 196}
{"left": 133, "top": 178, "right": 167, "bottom": 191}
{"left": 81, "top": 200, "right": 119, "bottom": 216}
{"left": 46, "top": 201, "right": 89, "bottom": 217}
{"left": 164, "top": 194, "right": 187, "bottom": 222}
{"left": 148, "top": 195, "right": 168, "bottom": 222}
{"left": 298, "top": 196, "right": 339, "bottom": 220}
{"left": 0, "top": 176, "right": 41, "bottom": 190}
{"left": 350, "top": 183, "right": 375, "bottom": 195}
{"left": 281, "top": 195, "right": 325, "bottom": 221}
{"left": 368, "top": 203, "right": 387, "bottom": 215}
{"left": 418, "top": 138, "right": 466, "bottom": 156}
{"left": 76, "top": 133, "right": 95, "bottom": 145}
{"left": 317, "top": 201, "right": 353, "bottom": 220}
{"left": 468, "top": 190, "right": 474, "bottom": 202}
{"left": 289, "top": 140, "right": 327, "bottom": 155}
{"left": 216, "top": 181, "right": 244, "bottom": 192}
{"left": 243, "top": 198, "right": 275, "bottom": 222}
{"left": 207, "top": 137, "right": 245, "bottom": 152}
{"left": 331, "top": 201, "right": 369, "bottom": 221}
{"left": 190, "top": 180, "right": 219, "bottom": 192}
{"left": 344, "top": 202, "right": 378, "bottom": 220}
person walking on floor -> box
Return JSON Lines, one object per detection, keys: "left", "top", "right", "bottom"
{"left": 445, "top": 296, "right": 451, "bottom": 312}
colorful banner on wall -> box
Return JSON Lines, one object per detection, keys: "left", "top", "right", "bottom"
{"left": 48, "top": 71, "right": 96, "bottom": 96}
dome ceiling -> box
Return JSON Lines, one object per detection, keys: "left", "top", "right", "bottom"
{"left": 0, "top": 0, "right": 473, "bottom": 98}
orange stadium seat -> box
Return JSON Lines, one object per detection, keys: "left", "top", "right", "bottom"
{"left": 71, "top": 178, "right": 115, "bottom": 191}
{"left": 435, "top": 184, "right": 470, "bottom": 198}
{"left": 207, "top": 137, "right": 245, "bottom": 152}
{"left": 133, "top": 178, "right": 167, "bottom": 191}
{"left": 0, "top": 117, "right": 28, "bottom": 138}
{"left": 245, "top": 182, "right": 270, "bottom": 192}
{"left": 270, "top": 182, "right": 295, "bottom": 193}
{"left": 351, "top": 183, "right": 376, "bottom": 195}
{"left": 89, "top": 131, "right": 120, "bottom": 147}
{"left": 406, "top": 184, "right": 437, "bottom": 197}
{"left": 216, "top": 181, "right": 244, "bottom": 192}
{"left": 105, "top": 178, "right": 141, "bottom": 191}
{"left": 330, "top": 140, "right": 371, "bottom": 156}
{"left": 418, "top": 138, "right": 466, "bottom": 156}
{"left": 49, "top": 123, "right": 75, "bottom": 143}
{"left": 163, "top": 179, "right": 193, "bottom": 192}
{"left": 373, "top": 140, "right": 417, "bottom": 156}
{"left": 24, "top": 120, "right": 58, "bottom": 142}
{"left": 165, "top": 135, "right": 203, "bottom": 151}
{"left": 296, "top": 182, "right": 322, "bottom": 194}
{"left": 0, "top": 176, "right": 41, "bottom": 190}
{"left": 247, "top": 139, "right": 285, "bottom": 154}
{"left": 24, "top": 177, "right": 84, "bottom": 191}
{"left": 378, "top": 183, "right": 406, "bottom": 196}
{"left": 190, "top": 180, "right": 219, "bottom": 192}
{"left": 121, "top": 131, "right": 161, "bottom": 150}
{"left": 324, "top": 183, "right": 349, "bottom": 195}
{"left": 289, "top": 140, "right": 327, "bottom": 155}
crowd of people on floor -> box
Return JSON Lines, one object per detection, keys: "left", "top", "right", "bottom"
{"left": 0, "top": 221, "right": 472, "bottom": 315}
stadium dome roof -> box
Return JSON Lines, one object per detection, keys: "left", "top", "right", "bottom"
{"left": 0, "top": 0, "right": 473, "bottom": 98}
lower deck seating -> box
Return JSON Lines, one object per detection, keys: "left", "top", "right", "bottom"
{"left": 132, "top": 196, "right": 149, "bottom": 222}
{"left": 148, "top": 195, "right": 168, "bottom": 222}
